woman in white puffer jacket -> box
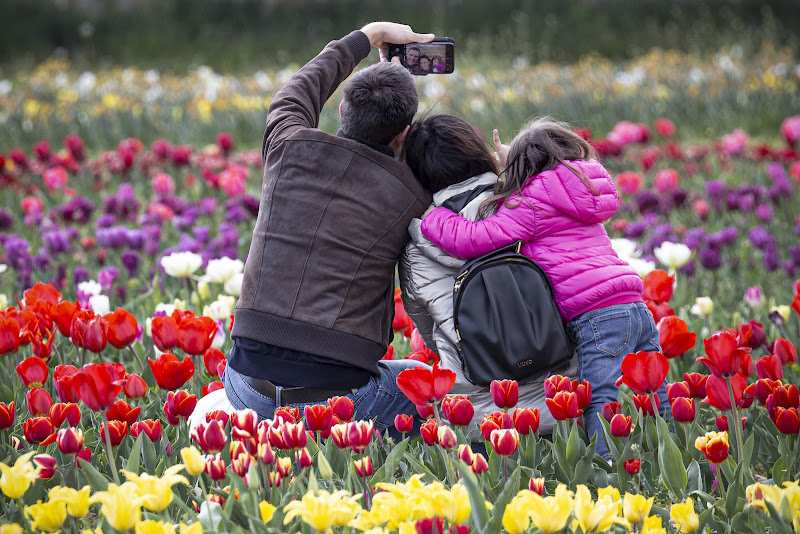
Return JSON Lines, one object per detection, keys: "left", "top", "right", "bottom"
{"left": 398, "top": 115, "right": 578, "bottom": 440}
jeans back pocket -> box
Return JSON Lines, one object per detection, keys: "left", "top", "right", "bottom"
{"left": 590, "top": 310, "right": 632, "bottom": 356}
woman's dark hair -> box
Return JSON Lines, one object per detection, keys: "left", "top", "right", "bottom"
{"left": 401, "top": 114, "right": 498, "bottom": 193}
{"left": 479, "top": 116, "right": 598, "bottom": 217}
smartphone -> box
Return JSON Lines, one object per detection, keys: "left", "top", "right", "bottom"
{"left": 387, "top": 37, "right": 454, "bottom": 75}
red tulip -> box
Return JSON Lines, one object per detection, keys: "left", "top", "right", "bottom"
{"left": 70, "top": 310, "right": 108, "bottom": 353}
{"left": 513, "top": 407, "right": 540, "bottom": 435}
{"left": 670, "top": 397, "right": 696, "bottom": 423}
{"left": 756, "top": 355, "right": 784, "bottom": 381}
{"left": 480, "top": 410, "right": 514, "bottom": 440}
{"left": 304, "top": 404, "right": 333, "bottom": 433}
{"left": 131, "top": 419, "right": 163, "bottom": 442}
{"left": 203, "top": 348, "right": 226, "bottom": 377}
{"left": 624, "top": 458, "right": 642, "bottom": 475}
{"left": 443, "top": 396, "right": 474, "bottom": 427}
{"left": 104, "top": 308, "right": 138, "bottom": 349}
{"left": 632, "top": 394, "right": 660, "bottom": 416}
{"left": 393, "top": 289, "right": 412, "bottom": 335}
{"left": 49, "top": 403, "right": 81, "bottom": 428}
{"left": 53, "top": 364, "right": 81, "bottom": 403}
{"left": 230, "top": 452, "right": 253, "bottom": 477}
{"left": 354, "top": 456, "right": 374, "bottom": 477}
{"left": 740, "top": 383, "right": 756, "bottom": 409}
{"left": 329, "top": 423, "right": 348, "bottom": 449}
{"left": 274, "top": 406, "right": 300, "bottom": 424}
{"left": 601, "top": 401, "right": 621, "bottom": 422}
{"left": 16, "top": 356, "right": 48, "bottom": 388}
{"left": 715, "top": 415, "right": 745, "bottom": 432}
{"left": 23, "top": 417, "right": 55, "bottom": 445}
{"left": 544, "top": 375, "right": 572, "bottom": 399}
{"left": 327, "top": 396, "right": 354, "bottom": 422}
{"left": 99, "top": 420, "right": 128, "bottom": 447}
{"left": 0, "top": 402, "right": 15, "bottom": 430}
{"left": 106, "top": 399, "right": 141, "bottom": 425}
{"left": 346, "top": 420, "right": 374, "bottom": 452}
{"left": 33, "top": 454, "right": 57, "bottom": 479}
{"left": 647, "top": 300, "right": 675, "bottom": 323}
{"left": 396, "top": 362, "right": 456, "bottom": 406}
{"left": 56, "top": 427, "right": 84, "bottom": 455}
{"left": 773, "top": 338, "right": 798, "bottom": 365}
{"left": 177, "top": 316, "right": 218, "bottom": 355}
{"left": 766, "top": 385, "right": 800, "bottom": 418}
{"left": 417, "top": 404, "right": 435, "bottom": 419}
{"left": 572, "top": 380, "right": 592, "bottom": 410}
{"left": 202, "top": 381, "right": 224, "bottom": 397}
{"left": 615, "top": 351, "right": 669, "bottom": 394}
{"left": 205, "top": 455, "right": 227, "bottom": 481}
{"left": 773, "top": 407, "right": 800, "bottom": 434}
{"left": 206, "top": 410, "right": 230, "bottom": 427}
{"left": 666, "top": 381, "right": 692, "bottom": 402}
{"left": 739, "top": 353, "right": 755, "bottom": 378}
{"left": 695, "top": 431, "right": 729, "bottom": 464}
{"left": 231, "top": 409, "right": 259, "bottom": 440}
{"left": 394, "top": 414, "right": 413, "bottom": 434}
{"left": 642, "top": 269, "right": 674, "bottom": 303}
{"left": 151, "top": 315, "right": 179, "bottom": 351}
{"left": 31, "top": 333, "right": 55, "bottom": 361}
{"left": 490, "top": 379, "right": 519, "bottom": 409}
{"left": 192, "top": 420, "right": 228, "bottom": 453}
{"left": 0, "top": 316, "right": 21, "bottom": 354}
{"left": 23, "top": 282, "right": 62, "bottom": 306}
{"left": 148, "top": 350, "right": 194, "bottom": 391}
{"left": 123, "top": 373, "right": 148, "bottom": 400}
{"left": 163, "top": 390, "right": 197, "bottom": 425}
{"left": 683, "top": 372, "right": 708, "bottom": 399}
{"left": 72, "top": 362, "right": 125, "bottom": 411}
{"left": 257, "top": 441, "right": 276, "bottom": 465}
{"left": 755, "top": 378, "right": 781, "bottom": 406}
{"left": 657, "top": 316, "right": 697, "bottom": 358}
{"left": 697, "top": 331, "right": 748, "bottom": 377}
{"left": 76, "top": 448, "right": 91, "bottom": 468}
{"left": 420, "top": 419, "right": 439, "bottom": 446}
{"left": 546, "top": 390, "right": 581, "bottom": 421}
{"left": 26, "top": 388, "right": 53, "bottom": 417}
{"left": 471, "top": 453, "right": 489, "bottom": 474}
{"left": 609, "top": 413, "right": 632, "bottom": 437}
{"left": 458, "top": 444, "right": 474, "bottom": 465}
{"left": 281, "top": 422, "right": 309, "bottom": 450}
{"left": 738, "top": 320, "right": 767, "bottom": 350}
{"left": 490, "top": 428, "right": 520, "bottom": 456}
{"left": 702, "top": 373, "right": 747, "bottom": 411}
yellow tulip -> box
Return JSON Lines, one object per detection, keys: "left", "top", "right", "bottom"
{"left": 90, "top": 481, "right": 146, "bottom": 531}
{"left": 0, "top": 524, "right": 22, "bottom": 534}
{"left": 598, "top": 486, "right": 622, "bottom": 515}
{"left": 641, "top": 514, "right": 667, "bottom": 534}
{"left": 0, "top": 451, "right": 39, "bottom": 499}
{"left": 431, "top": 483, "right": 471, "bottom": 525}
{"left": 122, "top": 465, "right": 189, "bottom": 512}
{"left": 49, "top": 485, "right": 91, "bottom": 517}
{"left": 670, "top": 497, "right": 699, "bottom": 533}
{"left": 179, "top": 523, "right": 203, "bottom": 534}
{"left": 181, "top": 447, "right": 206, "bottom": 476}
{"left": 573, "top": 484, "right": 625, "bottom": 533}
{"left": 746, "top": 482, "right": 785, "bottom": 513}
{"left": 283, "top": 489, "right": 362, "bottom": 531}
{"left": 25, "top": 499, "right": 68, "bottom": 532}
{"left": 529, "top": 484, "right": 574, "bottom": 533}
{"left": 135, "top": 520, "right": 177, "bottom": 534}
{"left": 501, "top": 490, "right": 534, "bottom": 534}
{"left": 623, "top": 492, "right": 654, "bottom": 524}
{"left": 260, "top": 500, "right": 276, "bottom": 523}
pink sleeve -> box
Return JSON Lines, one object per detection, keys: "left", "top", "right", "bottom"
{"left": 420, "top": 200, "right": 538, "bottom": 259}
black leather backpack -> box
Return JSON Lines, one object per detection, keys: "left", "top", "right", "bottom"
{"left": 452, "top": 241, "right": 574, "bottom": 386}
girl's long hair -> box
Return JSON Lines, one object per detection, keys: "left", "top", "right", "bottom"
{"left": 479, "top": 117, "right": 598, "bottom": 218}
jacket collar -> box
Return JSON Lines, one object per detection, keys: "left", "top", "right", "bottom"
{"left": 433, "top": 172, "right": 498, "bottom": 207}
{"left": 336, "top": 129, "right": 395, "bottom": 157}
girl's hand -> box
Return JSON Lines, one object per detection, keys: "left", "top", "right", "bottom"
{"left": 422, "top": 205, "right": 435, "bottom": 219}
{"left": 493, "top": 129, "right": 510, "bottom": 169}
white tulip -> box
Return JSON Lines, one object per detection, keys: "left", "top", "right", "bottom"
{"left": 205, "top": 257, "right": 244, "bottom": 284}
{"left": 771, "top": 305, "right": 791, "bottom": 323}
{"left": 211, "top": 323, "right": 225, "bottom": 350}
{"left": 154, "top": 302, "right": 176, "bottom": 316}
{"left": 690, "top": 297, "right": 714, "bottom": 317}
{"left": 654, "top": 241, "right": 692, "bottom": 271}
{"left": 223, "top": 273, "right": 243, "bottom": 297}
{"left": 89, "top": 294, "right": 110, "bottom": 315}
{"left": 610, "top": 238, "right": 641, "bottom": 259}
{"left": 161, "top": 251, "right": 203, "bottom": 278}
{"left": 205, "top": 300, "right": 232, "bottom": 321}
{"left": 0, "top": 264, "right": 7, "bottom": 274}
{"left": 624, "top": 257, "right": 656, "bottom": 277}
{"left": 78, "top": 280, "right": 102, "bottom": 296}
{"left": 0, "top": 293, "right": 6, "bottom": 309}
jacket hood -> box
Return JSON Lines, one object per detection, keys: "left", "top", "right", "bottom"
{"left": 408, "top": 172, "right": 498, "bottom": 268}
{"left": 534, "top": 160, "right": 618, "bottom": 223}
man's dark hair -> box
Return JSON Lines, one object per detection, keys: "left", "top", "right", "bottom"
{"left": 341, "top": 62, "right": 418, "bottom": 146}
{"left": 401, "top": 114, "right": 498, "bottom": 192}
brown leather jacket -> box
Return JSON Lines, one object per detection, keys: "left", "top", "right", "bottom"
{"left": 232, "top": 31, "right": 431, "bottom": 374}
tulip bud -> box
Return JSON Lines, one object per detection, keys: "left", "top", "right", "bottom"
{"left": 513, "top": 407, "right": 540, "bottom": 435}
{"left": 773, "top": 407, "right": 800, "bottom": 435}
{"left": 295, "top": 447, "right": 312, "bottom": 470}
{"left": 257, "top": 442, "right": 276, "bottom": 465}
{"left": 205, "top": 454, "right": 227, "bottom": 481}
{"left": 670, "top": 397, "right": 696, "bottom": 423}
{"left": 329, "top": 423, "right": 348, "bottom": 449}
{"left": 490, "top": 379, "right": 519, "bottom": 409}
{"left": 57, "top": 427, "right": 84, "bottom": 455}
{"left": 275, "top": 457, "right": 292, "bottom": 478}
{"left": 192, "top": 420, "right": 228, "bottom": 454}
{"left": 75, "top": 448, "right": 91, "bottom": 467}
{"left": 327, "top": 396, "right": 354, "bottom": 422}
{"left": 420, "top": 419, "right": 439, "bottom": 446}
{"left": 490, "top": 428, "right": 519, "bottom": 456}
{"left": 394, "top": 413, "right": 413, "bottom": 434}
{"left": 600, "top": 401, "right": 621, "bottom": 422}
{"left": 165, "top": 441, "right": 174, "bottom": 457}
{"left": 33, "top": 454, "right": 57, "bottom": 479}
{"left": 346, "top": 421, "right": 374, "bottom": 452}
{"left": 471, "top": 453, "right": 489, "bottom": 474}
{"left": 624, "top": 458, "right": 642, "bottom": 475}
{"left": 0, "top": 402, "right": 15, "bottom": 430}
{"left": 354, "top": 456, "right": 374, "bottom": 477}
{"left": 281, "top": 421, "right": 309, "bottom": 450}
{"left": 437, "top": 425, "right": 458, "bottom": 449}
{"left": 529, "top": 477, "right": 545, "bottom": 495}
{"left": 457, "top": 444, "right": 474, "bottom": 465}
{"left": 180, "top": 446, "right": 206, "bottom": 476}
{"left": 609, "top": 414, "right": 633, "bottom": 437}
{"left": 695, "top": 431, "right": 729, "bottom": 464}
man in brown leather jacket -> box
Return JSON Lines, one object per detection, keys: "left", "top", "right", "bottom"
{"left": 220, "top": 22, "right": 435, "bottom": 436}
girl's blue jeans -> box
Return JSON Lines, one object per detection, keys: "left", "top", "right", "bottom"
{"left": 568, "top": 301, "right": 667, "bottom": 459}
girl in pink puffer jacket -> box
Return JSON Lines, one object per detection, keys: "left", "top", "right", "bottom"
{"left": 421, "top": 117, "right": 664, "bottom": 458}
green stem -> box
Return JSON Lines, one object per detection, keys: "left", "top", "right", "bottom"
{"left": 102, "top": 412, "right": 121, "bottom": 485}
{"left": 128, "top": 345, "right": 145, "bottom": 373}
{"left": 724, "top": 377, "right": 745, "bottom": 466}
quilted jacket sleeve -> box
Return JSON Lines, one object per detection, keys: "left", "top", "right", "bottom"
{"left": 420, "top": 196, "right": 538, "bottom": 259}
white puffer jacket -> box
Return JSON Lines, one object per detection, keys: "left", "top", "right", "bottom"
{"left": 399, "top": 172, "right": 578, "bottom": 439}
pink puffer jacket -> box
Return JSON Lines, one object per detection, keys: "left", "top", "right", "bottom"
{"left": 420, "top": 159, "right": 643, "bottom": 323}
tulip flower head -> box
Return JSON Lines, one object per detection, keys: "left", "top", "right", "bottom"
{"left": 396, "top": 362, "right": 456, "bottom": 406}
{"left": 16, "top": 356, "right": 48, "bottom": 388}
{"left": 421, "top": 419, "right": 439, "bottom": 446}
{"left": 690, "top": 297, "right": 714, "bottom": 317}
{"left": 545, "top": 390, "right": 581, "bottom": 421}
{"left": 0, "top": 451, "right": 39, "bottom": 499}
{"left": 490, "top": 379, "right": 519, "bottom": 409}
{"left": 616, "top": 351, "right": 669, "bottom": 395}
{"left": 56, "top": 427, "right": 84, "bottom": 455}
{"left": 513, "top": 407, "right": 540, "bottom": 435}
{"left": 698, "top": 330, "right": 749, "bottom": 378}
{"left": 657, "top": 316, "right": 697, "bottom": 358}
{"left": 654, "top": 241, "right": 691, "bottom": 271}
{"left": 490, "top": 428, "right": 520, "bottom": 456}
{"left": 393, "top": 413, "right": 413, "bottom": 434}
{"left": 89, "top": 482, "right": 146, "bottom": 531}
{"left": 610, "top": 413, "right": 633, "bottom": 437}
{"left": 442, "top": 395, "right": 475, "bottom": 427}
{"left": 148, "top": 351, "right": 195, "bottom": 391}
{"left": 624, "top": 458, "right": 642, "bottom": 475}
{"left": 695, "top": 431, "right": 730, "bottom": 464}
{"left": 671, "top": 497, "right": 699, "bottom": 533}
{"left": 574, "top": 484, "right": 624, "bottom": 533}
{"left": 24, "top": 498, "right": 68, "bottom": 532}
{"left": 180, "top": 446, "right": 206, "bottom": 476}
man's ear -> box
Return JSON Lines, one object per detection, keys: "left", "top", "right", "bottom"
{"left": 339, "top": 100, "right": 344, "bottom": 118}
{"left": 389, "top": 124, "right": 410, "bottom": 153}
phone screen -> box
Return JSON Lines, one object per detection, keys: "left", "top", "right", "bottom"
{"left": 388, "top": 40, "right": 454, "bottom": 75}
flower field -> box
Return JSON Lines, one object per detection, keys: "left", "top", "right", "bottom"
{"left": 0, "top": 49, "right": 800, "bottom": 532}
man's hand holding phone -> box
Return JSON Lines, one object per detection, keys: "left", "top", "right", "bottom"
{"left": 360, "top": 22, "right": 434, "bottom": 63}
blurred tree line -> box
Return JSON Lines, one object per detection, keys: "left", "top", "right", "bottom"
{"left": 1, "top": 0, "right": 798, "bottom": 73}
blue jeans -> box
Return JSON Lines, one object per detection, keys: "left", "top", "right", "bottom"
{"left": 223, "top": 359, "right": 429, "bottom": 441}
{"left": 568, "top": 302, "right": 666, "bottom": 459}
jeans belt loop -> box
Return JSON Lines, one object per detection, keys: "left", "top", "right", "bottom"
{"left": 275, "top": 385, "right": 282, "bottom": 407}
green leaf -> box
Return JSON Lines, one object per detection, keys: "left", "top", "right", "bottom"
{"left": 725, "top": 462, "right": 743, "bottom": 519}
{"left": 454, "top": 459, "right": 490, "bottom": 532}
{"left": 572, "top": 433, "right": 597, "bottom": 487}
{"left": 77, "top": 456, "right": 110, "bottom": 491}
{"left": 564, "top": 420, "right": 580, "bottom": 474}
{"left": 686, "top": 460, "right": 702, "bottom": 493}
{"left": 485, "top": 466, "right": 521, "bottom": 534}
{"left": 125, "top": 433, "right": 144, "bottom": 474}
{"left": 373, "top": 438, "right": 408, "bottom": 485}
{"left": 655, "top": 414, "right": 687, "bottom": 499}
